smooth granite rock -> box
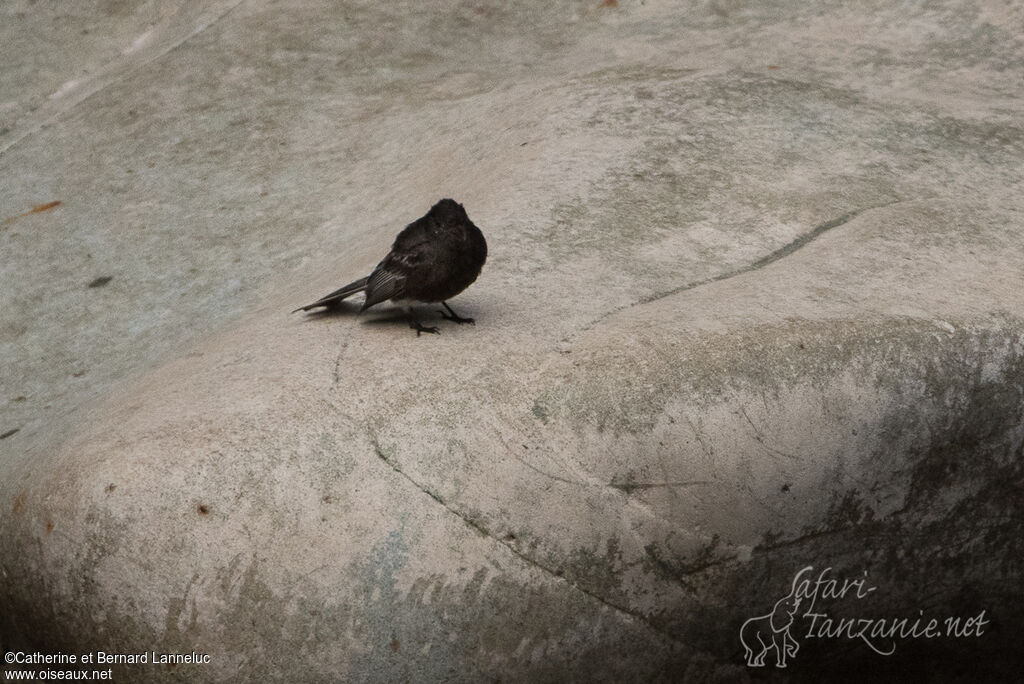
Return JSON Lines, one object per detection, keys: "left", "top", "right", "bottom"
{"left": 2, "top": 1, "right": 1023, "bottom": 681}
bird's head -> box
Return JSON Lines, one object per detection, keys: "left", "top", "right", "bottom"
{"left": 430, "top": 198, "right": 467, "bottom": 221}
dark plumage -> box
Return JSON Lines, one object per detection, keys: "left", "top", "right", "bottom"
{"left": 294, "top": 199, "right": 487, "bottom": 335}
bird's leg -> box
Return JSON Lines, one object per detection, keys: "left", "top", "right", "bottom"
{"left": 407, "top": 309, "right": 440, "bottom": 336}
{"left": 438, "top": 301, "right": 475, "bottom": 325}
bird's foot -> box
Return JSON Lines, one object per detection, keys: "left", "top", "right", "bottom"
{"left": 439, "top": 302, "right": 475, "bottom": 325}
{"left": 409, "top": 320, "right": 440, "bottom": 336}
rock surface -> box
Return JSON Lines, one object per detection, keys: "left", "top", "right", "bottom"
{"left": 2, "top": 1, "right": 1022, "bottom": 680}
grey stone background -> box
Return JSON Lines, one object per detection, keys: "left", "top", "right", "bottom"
{"left": 2, "top": 0, "right": 1022, "bottom": 681}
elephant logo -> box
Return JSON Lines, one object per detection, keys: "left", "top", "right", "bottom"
{"left": 740, "top": 579, "right": 803, "bottom": 668}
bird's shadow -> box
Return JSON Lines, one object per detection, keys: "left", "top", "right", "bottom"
{"left": 295, "top": 301, "right": 454, "bottom": 331}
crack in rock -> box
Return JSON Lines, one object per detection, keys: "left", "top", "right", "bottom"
{"left": 609, "top": 480, "right": 711, "bottom": 495}
{"left": 367, "top": 433, "right": 685, "bottom": 647}
{"left": 574, "top": 198, "right": 906, "bottom": 338}
{"left": 0, "top": 0, "right": 247, "bottom": 158}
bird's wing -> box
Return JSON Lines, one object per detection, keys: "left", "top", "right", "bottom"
{"left": 362, "top": 267, "right": 406, "bottom": 309}
{"left": 361, "top": 241, "right": 430, "bottom": 310}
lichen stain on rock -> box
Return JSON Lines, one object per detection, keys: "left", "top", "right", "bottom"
{"left": 345, "top": 554, "right": 687, "bottom": 682}
{"left": 562, "top": 537, "right": 626, "bottom": 599}
{"left": 537, "top": 317, "right": 1024, "bottom": 437}
{"left": 710, "top": 361, "right": 1024, "bottom": 677}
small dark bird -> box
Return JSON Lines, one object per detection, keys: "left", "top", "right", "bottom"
{"left": 294, "top": 199, "right": 487, "bottom": 335}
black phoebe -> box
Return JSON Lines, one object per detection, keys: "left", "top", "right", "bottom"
{"left": 294, "top": 198, "right": 487, "bottom": 335}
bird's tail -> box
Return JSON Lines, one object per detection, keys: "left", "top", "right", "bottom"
{"left": 292, "top": 276, "right": 370, "bottom": 313}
